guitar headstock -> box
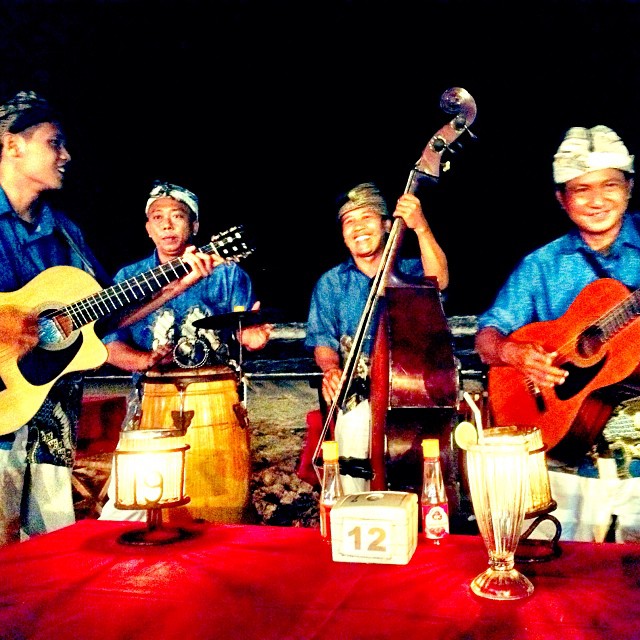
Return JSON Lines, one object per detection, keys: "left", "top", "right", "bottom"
{"left": 210, "top": 225, "right": 255, "bottom": 262}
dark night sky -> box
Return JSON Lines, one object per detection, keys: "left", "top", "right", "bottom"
{"left": 3, "top": 0, "right": 640, "bottom": 320}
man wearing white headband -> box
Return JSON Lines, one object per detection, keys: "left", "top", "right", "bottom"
{"left": 99, "top": 179, "right": 271, "bottom": 522}
{"left": 0, "top": 94, "right": 219, "bottom": 544}
{"left": 104, "top": 179, "right": 270, "bottom": 373}
{"left": 476, "top": 125, "right": 640, "bottom": 542}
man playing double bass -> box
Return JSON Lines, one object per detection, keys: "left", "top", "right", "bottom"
{"left": 305, "top": 182, "right": 449, "bottom": 493}
{"left": 476, "top": 125, "right": 640, "bottom": 542}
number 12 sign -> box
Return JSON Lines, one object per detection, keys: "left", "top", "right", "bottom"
{"left": 330, "top": 492, "right": 418, "bottom": 565}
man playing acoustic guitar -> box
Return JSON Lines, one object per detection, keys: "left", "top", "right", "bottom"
{"left": 0, "top": 92, "right": 219, "bottom": 545}
{"left": 476, "top": 125, "right": 640, "bottom": 542}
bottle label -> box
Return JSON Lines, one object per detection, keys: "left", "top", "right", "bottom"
{"left": 422, "top": 504, "right": 449, "bottom": 540}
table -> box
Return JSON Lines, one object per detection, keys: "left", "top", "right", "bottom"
{"left": 1, "top": 520, "right": 639, "bottom": 639}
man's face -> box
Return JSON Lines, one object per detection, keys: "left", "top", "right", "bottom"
{"left": 556, "top": 168, "right": 632, "bottom": 248}
{"left": 341, "top": 205, "right": 388, "bottom": 259}
{"left": 145, "top": 197, "right": 196, "bottom": 259}
{"left": 13, "top": 122, "right": 70, "bottom": 192}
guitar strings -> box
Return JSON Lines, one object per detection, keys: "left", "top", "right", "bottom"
{"left": 548, "top": 287, "right": 639, "bottom": 364}
{"left": 0, "top": 231, "right": 253, "bottom": 363}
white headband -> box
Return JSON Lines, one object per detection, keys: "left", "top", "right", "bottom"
{"left": 553, "top": 125, "right": 634, "bottom": 184}
{"left": 145, "top": 181, "right": 199, "bottom": 220}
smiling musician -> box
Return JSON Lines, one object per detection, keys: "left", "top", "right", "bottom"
{"left": 305, "top": 182, "right": 449, "bottom": 493}
{"left": 476, "top": 125, "right": 640, "bottom": 542}
{"left": 0, "top": 91, "right": 218, "bottom": 545}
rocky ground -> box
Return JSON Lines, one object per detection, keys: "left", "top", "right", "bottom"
{"left": 245, "top": 377, "right": 321, "bottom": 528}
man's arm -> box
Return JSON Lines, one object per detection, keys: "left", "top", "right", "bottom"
{"left": 116, "top": 246, "right": 224, "bottom": 329}
{"left": 106, "top": 341, "right": 173, "bottom": 372}
{"left": 314, "top": 345, "right": 342, "bottom": 405}
{"left": 392, "top": 193, "right": 449, "bottom": 289}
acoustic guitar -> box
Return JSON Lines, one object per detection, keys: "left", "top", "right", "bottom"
{"left": 0, "top": 226, "right": 253, "bottom": 436}
{"left": 488, "top": 277, "right": 640, "bottom": 462}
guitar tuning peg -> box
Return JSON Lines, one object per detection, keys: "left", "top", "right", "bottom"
{"left": 465, "top": 128, "right": 478, "bottom": 140}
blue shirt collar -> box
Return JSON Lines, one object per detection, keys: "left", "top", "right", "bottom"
{"left": 559, "top": 213, "right": 640, "bottom": 256}
{"left": 0, "top": 185, "right": 55, "bottom": 234}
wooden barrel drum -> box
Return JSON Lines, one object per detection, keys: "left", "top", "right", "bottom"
{"left": 139, "top": 366, "right": 250, "bottom": 524}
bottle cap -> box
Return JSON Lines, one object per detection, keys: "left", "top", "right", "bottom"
{"left": 422, "top": 438, "right": 439, "bottom": 458}
{"left": 321, "top": 440, "right": 339, "bottom": 462}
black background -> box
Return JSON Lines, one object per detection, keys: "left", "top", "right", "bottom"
{"left": 3, "top": 0, "right": 640, "bottom": 321}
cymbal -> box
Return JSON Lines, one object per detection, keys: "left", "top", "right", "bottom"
{"left": 193, "top": 310, "right": 271, "bottom": 330}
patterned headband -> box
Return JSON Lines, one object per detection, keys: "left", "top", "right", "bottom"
{"left": 337, "top": 182, "right": 389, "bottom": 221}
{"left": 145, "top": 180, "right": 199, "bottom": 220}
{"left": 0, "top": 90, "right": 55, "bottom": 136}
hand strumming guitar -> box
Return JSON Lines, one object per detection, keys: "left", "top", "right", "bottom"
{"left": 475, "top": 326, "right": 568, "bottom": 389}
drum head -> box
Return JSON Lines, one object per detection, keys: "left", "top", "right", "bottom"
{"left": 142, "top": 365, "right": 238, "bottom": 386}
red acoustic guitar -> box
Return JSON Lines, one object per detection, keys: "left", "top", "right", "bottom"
{"left": 488, "top": 277, "right": 640, "bottom": 463}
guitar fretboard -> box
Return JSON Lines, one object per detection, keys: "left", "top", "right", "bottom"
{"left": 598, "top": 289, "right": 640, "bottom": 340}
{"left": 59, "top": 226, "right": 252, "bottom": 331}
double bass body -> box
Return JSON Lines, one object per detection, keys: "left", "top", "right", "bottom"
{"left": 369, "top": 275, "right": 458, "bottom": 501}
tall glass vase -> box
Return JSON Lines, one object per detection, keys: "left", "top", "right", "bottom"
{"left": 467, "top": 434, "right": 534, "bottom": 600}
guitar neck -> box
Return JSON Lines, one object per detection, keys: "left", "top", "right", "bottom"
{"left": 61, "top": 227, "right": 251, "bottom": 331}
{"left": 598, "top": 288, "right": 640, "bottom": 341}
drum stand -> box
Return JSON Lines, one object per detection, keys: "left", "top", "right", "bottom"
{"left": 236, "top": 316, "right": 247, "bottom": 407}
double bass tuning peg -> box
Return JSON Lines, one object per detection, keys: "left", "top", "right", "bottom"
{"left": 431, "top": 136, "right": 448, "bottom": 153}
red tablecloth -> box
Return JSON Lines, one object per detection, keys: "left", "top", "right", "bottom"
{"left": 1, "top": 520, "right": 639, "bottom": 640}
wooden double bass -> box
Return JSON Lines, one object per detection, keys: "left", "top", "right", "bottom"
{"left": 314, "top": 88, "right": 477, "bottom": 503}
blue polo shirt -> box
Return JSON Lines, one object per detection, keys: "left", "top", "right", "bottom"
{"left": 0, "top": 187, "right": 107, "bottom": 466}
{"left": 0, "top": 188, "right": 107, "bottom": 292}
{"left": 477, "top": 213, "right": 640, "bottom": 334}
{"left": 104, "top": 251, "right": 256, "bottom": 369}
{"left": 305, "top": 256, "right": 425, "bottom": 357}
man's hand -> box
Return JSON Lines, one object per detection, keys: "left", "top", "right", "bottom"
{"left": 321, "top": 368, "right": 342, "bottom": 406}
{"left": 180, "top": 245, "right": 225, "bottom": 287}
{"left": 500, "top": 340, "right": 568, "bottom": 389}
{"left": 476, "top": 326, "right": 567, "bottom": 389}
{"left": 393, "top": 193, "right": 428, "bottom": 231}
{"left": 238, "top": 301, "right": 272, "bottom": 351}
{"left": 314, "top": 345, "right": 343, "bottom": 405}
{"left": 146, "top": 344, "right": 174, "bottom": 370}
{"left": 0, "top": 306, "right": 38, "bottom": 357}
